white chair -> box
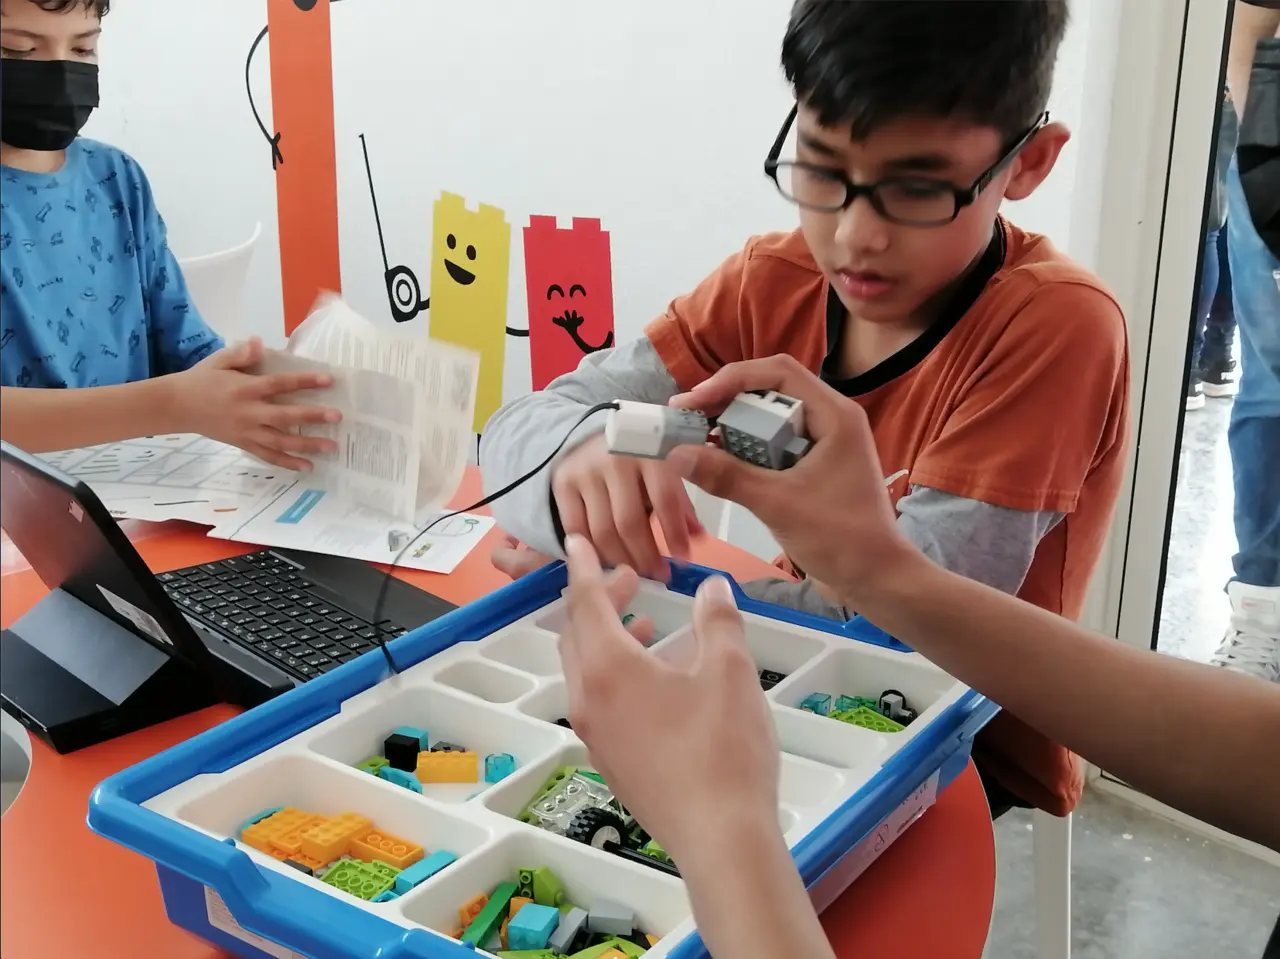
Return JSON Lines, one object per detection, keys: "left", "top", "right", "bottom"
{"left": 1034, "top": 809, "right": 1073, "bottom": 958}
{"left": 178, "top": 222, "right": 263, "bottom": 344}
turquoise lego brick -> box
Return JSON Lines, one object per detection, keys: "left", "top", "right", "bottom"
{"left": 394, "top": 725, "right": 430, "bottom": 749}
{"left": 393, "top": 849, "right": 458, "bottom": 895}
{"left": 462, "top": 880, "right": 518, "bottom": 945}
{"left": 799, "top": 692, "right": 832, "bottom": 716}
{"left": 508, "top": 903, "right": 560, "bottom": 951}
{"left": 485, "top": 753, "right": 517, "bottom": 783}
{"left": 235, "top": 806, "right": 284, "bottom": 839}
{"left": 378, "top": 765, "right": 424, "bottom": 793}
{"left": 372, "top": 889, "right": 400, "bottom": 903}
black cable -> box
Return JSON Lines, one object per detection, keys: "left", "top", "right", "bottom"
{"left": 372, "top": 402, "right": 620, "bottom": 674}
{"left": 244, "top": 26, "right": 284, "bottom": 170}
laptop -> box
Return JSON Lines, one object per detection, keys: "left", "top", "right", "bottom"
{"left": 0, "top": 441, "right": 457, "bottom": 752}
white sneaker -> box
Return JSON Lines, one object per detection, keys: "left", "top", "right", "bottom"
{"left": 1211, "top": 582, "right": 1280, "bottom": 683}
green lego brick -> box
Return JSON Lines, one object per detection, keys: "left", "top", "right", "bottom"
{"left": 461, "top": 880, "right": 518, "bottom": 946}
{"left": 576, "top": 769, "right": 607, "bottom": 785}
{"left": 320, "top": 860, "right": 395, "bottom": 901}
{"left": 355, "top": 756, "right": 391, "bottom": 776}
{"left": 368, "top": 860, "right": 401, "bottom": 881}
{"left": 531, "top": 866, "right": 566, "bottom": 908}
{"left": 495, "top": 951, "right": 556, "bottom": 959}
{"left": 831, "top": 706, "right": 904, "bottom": 733}
{"left": 568, "top": 941, "right": 643, "bottom": 959}
{"left": 515, "top": 867, "right": 536, "bottom": 899}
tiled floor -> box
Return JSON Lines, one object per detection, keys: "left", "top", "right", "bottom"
{"left": 1158, "top": 393, "right": 1237, "bottom": 664}
{"left": 985, "top": 790, "right": 1280, "bottom": 958}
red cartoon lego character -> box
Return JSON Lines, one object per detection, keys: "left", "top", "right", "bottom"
{"left": 522, "top": 216, "right": 616, "bottom": 391}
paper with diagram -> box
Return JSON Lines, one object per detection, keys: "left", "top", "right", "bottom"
{"left": 207, "top": 488, "right": 495, "bottom": 575}
{"left": 36, "top": 434, "right": 296, "bottom": 526}
{"left": 281, "top": 295, "right": 481, "bottom": 520}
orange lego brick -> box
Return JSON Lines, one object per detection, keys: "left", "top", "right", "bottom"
{"left": 268, "top": 814, "right": 328, "bottom": 857}
{"left": 508, "top": 896, "right": 533, "bottom": 918}
{"left": 598, "top": 950, "right": 629, "bottom": 959}
{"left": 416, "top": 751, "right": 480, "bottom": 784}
{"left": 241, "top": 807, "right": 313, "bottom": 855}
{"left": 349, "top": 828, "right": 424, "bottom": 871}
{"left": 300, "top": 812, "right": 371, "bottom": 863}
{"left": 458, "top": 893, "right": 488, "bottom": 928}
{"left": 646, "top": 934, "right": 658, "bottom": 946}
{"left": 500, "top": 917, "right": 509, "bottom": 950}
{"left": 449, "top": 927, "right": 463, "bottom": 940}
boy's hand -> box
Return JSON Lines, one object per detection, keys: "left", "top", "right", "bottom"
{"left": 552, "top": 432, "right": 704, "bottom": 581}
{"left": 561, "top": 534, "right": 780, "bottom": 864}
{"left": 668, "top": 356, "right": 908, "bottom": 594}
{"left": 490, "top": 532, "right": 555, "bottom": 580}
{"left": 174, "top": 338, "right": 343, "bottom": 471}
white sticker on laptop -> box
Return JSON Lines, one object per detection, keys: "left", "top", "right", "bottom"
{"left": 97, "top": 585, "right": 175, "bottom": 646}
{"left": 204, "top": 887, "right": 304, "bottom": 959}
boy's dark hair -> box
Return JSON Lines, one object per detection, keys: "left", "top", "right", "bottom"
{"left": 29, "top": 0, "right": 109, "bottom": 15}
{"left": 781, "top": 0, "right": 1068, "bottom": 141}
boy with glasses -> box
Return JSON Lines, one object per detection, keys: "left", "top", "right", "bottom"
{"left": 481, "top": 0, "right": 1129, "bottom": 819}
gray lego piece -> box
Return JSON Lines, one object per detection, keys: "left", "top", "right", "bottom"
{"left": 587, "top": 898, "right": 636, "bottom": 937}
{"left": 547, "top": 906, "right": 588, "bottom": 954}
{"left": 718, "top": 394, "right": 805, "bottom": 470}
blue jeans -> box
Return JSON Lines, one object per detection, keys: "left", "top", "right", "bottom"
{"left": 1225, "top": 158, "right": 1280, "bottom": 588}
{"left": 1192, "top": 228, "right": 1236, "bottom": 370}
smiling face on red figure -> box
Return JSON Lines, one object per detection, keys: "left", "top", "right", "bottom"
{"left": 545, "top": 281, "right": 612, "bottom": 353}
{"left": 794, "top": 104, "right": 1066, "bottom": 327}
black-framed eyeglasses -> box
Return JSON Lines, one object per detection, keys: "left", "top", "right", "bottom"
{"left": 763, "top": 105, "right": 1049, "bottom": 227}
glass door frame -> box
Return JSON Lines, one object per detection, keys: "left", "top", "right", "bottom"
{"left": 1087, "top": 0, "right": 1233, "bottom": 653}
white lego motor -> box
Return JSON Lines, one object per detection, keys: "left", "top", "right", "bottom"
{"left": 604, "top": 390, "right": 811, "bottom": 470}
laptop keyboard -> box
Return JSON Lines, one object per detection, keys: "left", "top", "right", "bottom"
{"left": 158, "top": 550, "right": 408, "bottom": 682}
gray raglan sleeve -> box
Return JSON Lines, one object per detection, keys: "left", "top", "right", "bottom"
{"left": 740, "top": 486, "right": 1064, "bottom": 620}
{"left": 479, "top": 335, "right": 680, "bottom": 559}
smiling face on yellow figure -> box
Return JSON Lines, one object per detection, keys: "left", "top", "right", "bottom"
{"left": 429, "top": 192, "right": 512, "bottom": 434}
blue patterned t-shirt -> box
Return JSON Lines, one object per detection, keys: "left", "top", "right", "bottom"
{"left": 0, "top": 138, "right": 223, "bottom": 389}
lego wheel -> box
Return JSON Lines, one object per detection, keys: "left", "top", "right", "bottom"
{"left": 566, "top": 806, "right": 627, "bottom": 850}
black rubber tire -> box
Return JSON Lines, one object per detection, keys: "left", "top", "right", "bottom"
{"left": 565, "top": 806, "right": 627, "bottom": 850}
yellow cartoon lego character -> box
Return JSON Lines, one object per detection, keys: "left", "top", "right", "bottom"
{"left": 429, "top": 192, "right": 512, "bottom": 434}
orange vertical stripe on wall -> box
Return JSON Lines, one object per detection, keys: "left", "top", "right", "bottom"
{"left": 266, "top": 0, "right": 341, "bottom": 336}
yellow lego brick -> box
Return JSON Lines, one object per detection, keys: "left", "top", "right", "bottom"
{"left": 266, "top": 848, "right": 326, "bottom": 872}
{"left": 416, "top": 751, "right": 479, "bottom": 784}
{"left": 646, "top": 934, "right": 658, "bottom": 947}
{"left": 300, "top": 812, "right": 371, "bottom": 863}
{"left": 458, "top": 893, "right": 487, "bottom": 928}
{"left": 349, "top": 828, "right": 424, "bottom": 870}
{"left": 240, "top": 807, "right": 313, "bottom": 856}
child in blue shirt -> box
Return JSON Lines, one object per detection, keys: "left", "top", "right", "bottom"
{"left": 0, "top": 0, "right": 339, "bottom": 470}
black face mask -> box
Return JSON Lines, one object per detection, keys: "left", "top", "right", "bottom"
{"left": 1, "top": 59, "right": 100, "bottom": 152}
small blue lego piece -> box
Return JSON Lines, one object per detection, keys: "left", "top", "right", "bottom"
{"left": 372, "top": 889, "right": 400, "bottom": 903}
{"left": 799, "top": 692, "right": 832, "bottom": 717}
{"left": 235, "top": 806, "right": 284, "bottom": 839}
{"left": 508, "top": 903, "right": 560, "bottom": 951}
{"left": 378, "top": 766, "right": 424, "bottom": 793}
{"left": 394, "top": 725, "right": 430, "bottom": 749}
{"left": 485, "top": 753, "right": 517, "bottom": 783}
{"left": 393, "top": 850, "right": 458, "bottom": 895}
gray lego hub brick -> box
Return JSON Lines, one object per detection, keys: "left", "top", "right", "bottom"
{"left": 587, "top": 898, "right": 636, "bottom": 937}
{"left": 547, "top": 906, "right": 588, "bottom": 954}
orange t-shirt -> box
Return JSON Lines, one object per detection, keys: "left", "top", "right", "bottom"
{"left": 646, "top": 221, "right": 1131, "bottom": 816}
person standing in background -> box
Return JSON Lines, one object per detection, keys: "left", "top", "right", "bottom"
{"left": 1186, "top": 86, "right": 1240, "bottom": 412}
{"left": 1210, "top": 0, "right": 1280, "bottom": 682}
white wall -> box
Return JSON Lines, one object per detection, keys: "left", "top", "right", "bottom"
{"left": 82, "top": 0, "right": 1128, "bottom": 562}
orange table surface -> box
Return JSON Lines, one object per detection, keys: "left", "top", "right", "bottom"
{"left": 0, "top": 470, "right": 995, "bottom": 958}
